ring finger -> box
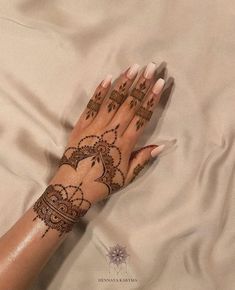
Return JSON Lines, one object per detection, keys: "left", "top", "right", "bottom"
{"left": 108, "top": 62, "right": 157, "bottom": 135}
{"left": 123, "top": 78, "right": 165, "bottom": 147}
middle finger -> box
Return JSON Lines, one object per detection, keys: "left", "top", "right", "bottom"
{"left": 108, "top": 62, "right": 157, "bottom": 135}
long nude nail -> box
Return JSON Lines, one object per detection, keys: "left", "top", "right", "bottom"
{"left": 151, "top": 144, "right": 165, "bottom": 158}
{"left": 144, "top": 62, "right": 156, "bottom": 79}
{"left": 101, "top": 74, "right": 112, "bottom": 88}
{"left": 126, "top": 63, "right": 140, "bottom": 79}
{"left": 152, "top": 78, "right": 165, "bottom": 94}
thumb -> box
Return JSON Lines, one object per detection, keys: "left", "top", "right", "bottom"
{"left": 125, "top": 144, "right": 165, "bottom": 185}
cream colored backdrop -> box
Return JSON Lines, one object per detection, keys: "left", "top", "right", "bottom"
{"left": 0, "top": 1, "right": 235, "bottom": 289}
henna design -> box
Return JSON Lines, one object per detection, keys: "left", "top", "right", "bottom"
{"left": 135, "top": 96, "right": 154, "bottom": 130}
{"left": 86, "top": 89, "right": 102, "bottom": 119}
{"left": 130, "top": 160, "right": 149, "bottom": 183}
{"left": 60, "top": 124, "right": 125, "bottom": 194}
{"left": 108, "top": 81, "right": 127, "bottom": 112}
{"left": 130, "top": 80, "right": 147, "bottom": 109}
{"left": 33, "top": 183, "right": 91, "bottom": 237}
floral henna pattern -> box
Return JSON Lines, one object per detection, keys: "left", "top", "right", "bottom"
{"left": 86, "top": 89, "right": 102, "bottom": 119}
{"left": 130, "top": 160, "right": 149, "bottom": 183}
{"left": 107, "top": 81, "right": 127, "bottom": 112}
{"left": 60, "top": 124, "right": 125, "bottom": 194}
{"left": 33, "top": 183, "right": 91, "bottom": 237}
{"left": 135, "top": 96, "right": 154, "bottom": 130}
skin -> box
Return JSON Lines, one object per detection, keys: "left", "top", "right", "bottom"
{"left": 0, "top": 62, "right": 165, "bottom": 290}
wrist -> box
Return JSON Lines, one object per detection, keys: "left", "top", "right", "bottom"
{"left": 32, "top": 182, "right": 92, "bottom": 238}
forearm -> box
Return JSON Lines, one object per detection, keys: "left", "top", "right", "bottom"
{"left": 0, "top": 204, "right": 67, "bottom": 290}
{"left": 0, "top": 165, "right": 94, "bottom": 290}
{"left": 0, "top": 166, "right": 94, "bottom": 290}
{"left": 0, "top": 62, "right": 166, "bottom": 290}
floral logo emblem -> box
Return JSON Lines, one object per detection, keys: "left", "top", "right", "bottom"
{"left": 97, "top": 243, "right": 138, "bottom": 282}
{"left": 106, "top": 244, "right": 129, "bottom": 267}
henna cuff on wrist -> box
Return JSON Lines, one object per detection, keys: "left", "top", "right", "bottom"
{"left": 33, "top": 184, "right": 91, "bottom": 238}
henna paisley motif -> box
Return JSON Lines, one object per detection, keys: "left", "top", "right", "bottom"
{"left": 130, "top": 160, "right": 149, "bottom": 183}
{"left": 33, "top": 183, "right": 91, "bottom": 237}
{"left": 59, "top": 124, "right": 125, "bottom": 194}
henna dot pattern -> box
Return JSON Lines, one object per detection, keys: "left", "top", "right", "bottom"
{"left": 60, "top": 124, "right": 125, "bottom": 194}
{"left": 33, "top": 183, "right": 91, "bottom": 237}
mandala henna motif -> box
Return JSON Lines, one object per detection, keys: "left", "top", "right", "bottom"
{"left": 135, "top": 96, "right": 154, "bottom": 130}
{"left": 108, "top": 81, "right": 127, "bottom": 112}
{"left": 60, "top": 124, "right": 125, "bottom": 194}
{"left": 33, "top": 183, "right": 91, "bottom": 237}
{"left": 86, "top": 89, "right": 102, "bottom": 119}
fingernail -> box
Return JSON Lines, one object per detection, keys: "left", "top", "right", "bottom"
{"left": 126, "top": 63, "right": 140, "bottom": 79}
{"left": 144, "top": 62, "right": 156, "bottom": 79}
{"left": 151, "top": 144, "right": 165, "bottom": 158}
{"left": 152, "top": 78, "right": 165, "bottom": 94}
{"left": 144, "top": 144, "right": 158, "bottom": 149}
{"left": 101, "top": 74, "right": 112, "bottom": 88}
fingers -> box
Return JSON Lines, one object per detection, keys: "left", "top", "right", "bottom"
{"left": 123, "top": 78, "right": 165, "bottom": 146}
{"left": 74, "top": 74, "right": 113, "bottom": 132}
{"left": 94, "top": 63, "right": 140, "bottom": 128}
{"left": 108, "top": 62, "right": 157, "bottom": 135}
{"left": 73, "top": 63, "right": 162, "bottom": 139}
{"left": 125, "top": 144, "right": 165, "bottom": 185}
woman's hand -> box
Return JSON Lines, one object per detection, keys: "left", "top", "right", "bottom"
{"left": 33, "top": 62, "right": 165, "bottom": 238}
{"left": 0, "top": 62, "right": 166, "bottom": 290}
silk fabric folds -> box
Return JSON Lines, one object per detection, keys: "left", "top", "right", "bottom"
{"left": 0, "top": 1, "right": 235, "bottom": 289}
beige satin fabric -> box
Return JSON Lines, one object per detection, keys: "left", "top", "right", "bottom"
{"left": 0, "top": 1, "right": 235, "bottom": 289}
